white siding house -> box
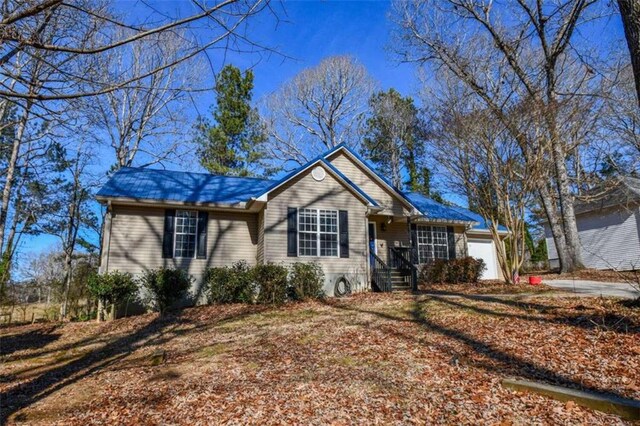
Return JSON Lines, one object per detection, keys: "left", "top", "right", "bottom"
{"left": 545, "top": 176, "right": 640, "bottom": 271}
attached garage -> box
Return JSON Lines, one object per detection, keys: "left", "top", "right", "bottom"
{"left": 467, "top": 237, "right": 500, "bottom": 280}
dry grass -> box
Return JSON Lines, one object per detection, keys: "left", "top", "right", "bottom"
{"left": 1, "top": 293, "right": 638, "bottom": 425}
{"left": 526, "top": 268, "right": 640, "bottom": 284}
{"left": 420, "top": 280, "right": 556, "bottom": 295}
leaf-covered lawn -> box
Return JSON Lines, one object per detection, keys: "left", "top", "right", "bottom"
{"left": 1, "top": 293, "right": 639, "bottom": 425}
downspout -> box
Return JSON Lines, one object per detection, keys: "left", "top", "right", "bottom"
{"left": 104, "top": 201, "right": 113, "bottom": 273}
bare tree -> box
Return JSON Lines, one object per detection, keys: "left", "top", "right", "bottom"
{"left": 392, "top": 0, "right": 609, "bottom": 272}
{"left": 262, "top": 55, "right": 376, "bottom": 168}
{"left": 426, "top": 80, "right": 543, "bottom": 283}
{"left": 602, "top": 65, "right": 640, "bottom": 173}
{"left": 0, "top": 0, "right": 274, "bottom": 287}
{"left": 0, "top": 0, "right": 274, "bottom": 101}
{"left": 81, "top": 31, "right": 204, "bottom": 169}
{"left": 38, "top": 143, "right": 98, "bottom": 319}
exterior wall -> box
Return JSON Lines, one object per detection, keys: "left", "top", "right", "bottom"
{"left": 263, "top": 164, "right": 369, "bottom": 295}
{"left": 370, "top": 219, "right": 467, "bottom": 264}
{"left": 104, "top": 205, "right": 258, "bottom": 300}
{"left": 328, "top": 151, "right": 410, "bottom": 217}
{"left": 453, "top": 226, "right": 468, "bottom": 258}
{"left": 257, "top": 209, "right": 265, "bottom": 264}
{"left": 576, "top": 206, "right": 640, "bottom": 270}
{"left": 368, "top": 217, "right": 411, "bottom": 264}
{"left": 545, "top": 206, "right": 640, "bottom": 271}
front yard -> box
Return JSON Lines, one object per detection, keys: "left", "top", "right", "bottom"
{"left": 1, "top": 292, "right": 639, "bottom": 425}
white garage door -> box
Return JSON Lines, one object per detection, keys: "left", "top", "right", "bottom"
{"left": 467, "top": 239, "right": 499, "bottom": 280}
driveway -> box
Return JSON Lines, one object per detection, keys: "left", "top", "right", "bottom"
{"left": 544, "top": 279, "right": 640, "bottom": 299}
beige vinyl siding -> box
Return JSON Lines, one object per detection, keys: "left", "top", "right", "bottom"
{"left": 328, "top": 152, "right": 409, "bottom": 216}
{"left": 264, "top": 164, "right": 369, "bottom": 292}
{"left": 105, "top": 205, "right": 258, "bottom": 282}
{"left": 257, "top": 209, "right": 265, "bottom": 264}
{"left": 453, "top": 226, "right": 468, "bottom": 258}
{"left": 368, "top": 217, "right": 411, "bottom": 264}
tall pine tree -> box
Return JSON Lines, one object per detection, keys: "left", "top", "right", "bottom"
{"left": 195, "top": 65, "right": 272, "bottom": 177}
{"left": 362, "top": 88, "right": 440, "bottom": 199}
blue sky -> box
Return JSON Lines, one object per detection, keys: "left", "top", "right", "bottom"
{"left": 17, "top": 0, "right": 626, "bottom": 263}
{"left": 20, "top": 1, "right": 417, "bottom": 259}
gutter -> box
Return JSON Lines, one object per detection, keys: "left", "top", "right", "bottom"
{"left": 95, "top": 195, "right": 248, "bottom": 210}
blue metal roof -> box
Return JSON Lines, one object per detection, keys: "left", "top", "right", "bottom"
{"left": 446, "top": 205, "right": 508, "bottom": 231}
{"left": 326, "top": 144, "right": 505, "bottom": 229}
{"left": 96, "top": 167, "right": 276, "bottom": 204}
{"left": 97, "top": 148, "right": 506, "bottom": 230}
{"left": 404, "top": 192, "right": 476, "bottom": 223}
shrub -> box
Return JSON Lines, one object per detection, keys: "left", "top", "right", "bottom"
{"left": 254, "top": 263, "right": 289, "bottom": 305}
{"left": 87, "top": 271, "right": 137, "bottom": 320}
{"left": 289, "top": 262, "right": 325, "bottom": 301}
{"left": 205, "top": 261, "right": 255, "bottom": 304}
{"left": 421, "top": 257, "right": 486, "bottom": 284}
{"left": 139, "top": 268, "right": 192, "bottom": 315}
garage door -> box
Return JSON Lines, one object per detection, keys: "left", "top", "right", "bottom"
{"left": 467, "top": 239, "right": 499, "bottom": 280}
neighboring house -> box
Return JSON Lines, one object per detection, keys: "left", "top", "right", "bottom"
{"left": 544, "top": 176, "right": 640, "bottom": 271}
{"left": 97, "top": 144, "right": 507, "bottom": 298}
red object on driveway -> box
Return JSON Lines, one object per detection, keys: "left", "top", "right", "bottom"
{"left": 529, "top": 276, "right": 542, "bottom": 285}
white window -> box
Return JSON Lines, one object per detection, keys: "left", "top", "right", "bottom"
{"left": 417, "top": 225, "right": 449, "bottom": 264}
{"left": 174, "top": 210, "right": 198, "bottom": 258}
{"left": 298, "top": 208, "right": 338, "bottom": 257}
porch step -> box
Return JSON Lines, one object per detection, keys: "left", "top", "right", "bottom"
{"left": 392, "top": 285, "right": 412, "bottom": 291}
{"left": 371, "top": 266, "right": 413, "bottom": 291}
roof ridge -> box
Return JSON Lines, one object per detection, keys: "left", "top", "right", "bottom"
{"left": 117, "top": 166, "right": 276, "bottom": 182}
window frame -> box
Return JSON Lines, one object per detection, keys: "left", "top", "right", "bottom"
{"left": 297, "top": 208, "right": 339, "bottom": 258}
{"left": 173, "top": 209, "right": 199, "bottom": 259}
{"left": 416, "top": 225, "right": 449, "bottom": 264}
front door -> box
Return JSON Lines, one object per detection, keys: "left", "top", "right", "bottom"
{"left": 368, "top": 222, "right": 377, "bottom": 267}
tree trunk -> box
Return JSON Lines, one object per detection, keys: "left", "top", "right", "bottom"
{"left": 390, "top": 146, "right": 402, "bottom": 188}
{"left": 0, "top": 106, "right": 29, "bottom": 258}
{"left": 619, "top": 0, "right": 640, "bottom": 106}
{"left": 97, "top": 299, "right": 104, "bottom": 323}
{"left": 59, "top": 251, "right": 73, "bottom": 320}
{"left": 538, "top": 185, "right": 570, "bottom": 272}
{"left": 548, "top": 121, "right": 584, "bottom": 271}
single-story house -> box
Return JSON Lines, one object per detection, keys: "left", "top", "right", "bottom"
{"left": 97, "top": 144, "right": 507, "bottom": 298}
{"left": 544, "top": 176, "right": 640, "bottom": 271}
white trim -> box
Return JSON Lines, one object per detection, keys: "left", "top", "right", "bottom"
{"left": 96, "top": 196, "right": 248, "bottom": 211}
{"left": 297, "top": 208, "right": 340, "bottom": 258}
{"left": 416, "top": 224, "right": 449, "bottom": 264}
{"left": 174, "top": 209, "right": 198, "bottom": 259}
{"left": 466, "top": 228, "right": 510, "bottom": 236}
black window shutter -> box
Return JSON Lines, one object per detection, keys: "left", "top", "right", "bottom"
{"left": 339, "top": 210, "right": 349, "bottom": 258}
{"left": 197, "top": 211, "right": 208, "bottom": 259}
{"left": 447, "top": 226, "right": 456, "bottom": 259}
{"left": 287, "top": 207, "right": 297, "bottom": 257}
{"left": 162, "top": 209, "right": 176, "bottom": 258}
{"left": 410, "top": 223, "right": 418, "bottom": 264}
